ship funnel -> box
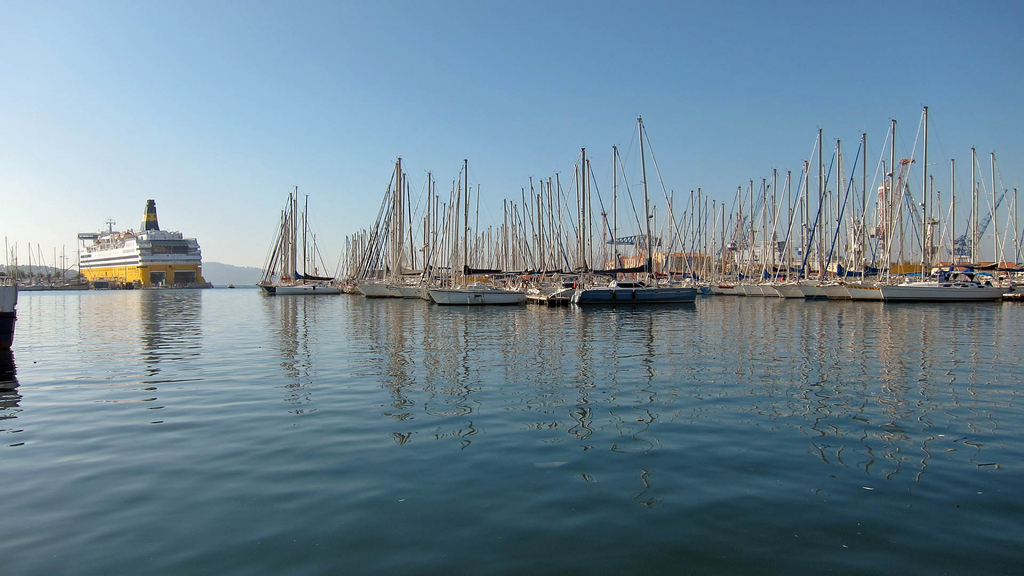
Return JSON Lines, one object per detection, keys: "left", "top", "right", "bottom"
{"left": 141, "top": 199, "right": 160, "bottom": 231}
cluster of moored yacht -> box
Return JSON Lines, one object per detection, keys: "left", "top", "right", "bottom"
{"left": 258, "top": 111, "right": 1023, "bottom": 305}
{"left": 713, "top": 270, "right": 1020, "bottom": 302}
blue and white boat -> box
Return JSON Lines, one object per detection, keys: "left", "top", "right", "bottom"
{"left": 572, "top": 280, "right": 696, "bottom": 304}
{"left": 572, "top": 117, "right": 697, "bottom": 306}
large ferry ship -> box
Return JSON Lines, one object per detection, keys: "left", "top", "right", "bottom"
{"left": 77, "top": 200, "right": 211, "bottom": 288}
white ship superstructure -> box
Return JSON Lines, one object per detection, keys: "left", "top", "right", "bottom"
{"left": 78, "top": 200, "right": 209, "bottom": 287}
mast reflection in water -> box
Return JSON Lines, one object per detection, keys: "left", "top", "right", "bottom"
{"left": 2, "top": 290, "right": 1022, "bottom": 575}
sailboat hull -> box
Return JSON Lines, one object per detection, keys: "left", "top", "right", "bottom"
{"left": 358, "top": 283, "right": 398, "bottom": 298}
{"left": 821, "top": 284, "right": 851, "bottom": 300}
{"left": 775, "top": 284, "right": 805, "bottom": 298}
{"left": 274, "top": 284, "right": 342, "bottom": 295}
{"left": 880, "top": 284, "right": 1004, "bottom": 302}
{"left": 711, "top": 285, "right": 739, "bottom": 295}
{"left": 798, "top": 282, "right": 829, "bottom": 300}
{"left": 846, "top": 284, "right": 883, "bottom": 301}
{"left": 740, "top": 284, "right": 763, "bottom": 297}
{"left": 389, "top": 285, "right": 426, "bottom": 299}
{"left": 428, "top": 288, "right": 526, "bottom": 305}
{"left": 572, "top": 286, "right": 697, "bottom": 304}
{"left": 0, "top": 284, "right": 15, "bottom": 349}
{"left": 0, "top": 313, "right": 13, "bottom": 349}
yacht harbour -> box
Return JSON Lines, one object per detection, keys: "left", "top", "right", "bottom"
{"left": 5, "top": 3, "right": 1024, "bottom": 574}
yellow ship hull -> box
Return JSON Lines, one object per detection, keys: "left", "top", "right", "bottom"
{"left": 80, "top": 263, "right": 207, "bottom": 287}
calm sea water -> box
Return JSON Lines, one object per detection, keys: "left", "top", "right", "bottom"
{"left": 2, "top": 290, "right": 1022, "bottom": 575}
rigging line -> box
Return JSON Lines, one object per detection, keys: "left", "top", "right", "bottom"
{"left": 776, "top": 187, "right": 805, "bottom": 281}
{"left": 260, "top": 206, "right": 286, "bottom": 275}
{"left": 554, "top": 168, "right": 582, "bottom": 241}
{"left": 640, "top": 121, "right": 694, "bottom": 275}
{"left": 614, "top": 147, "right": 647, "bottom": 245}
{"left": 1018, "top": 223, "right": 1024, "bottom": 263}
{"left": 825, "top": 141, "right": 863, "bottom": 274}
{"left": 554, "top": 175, "right": 573, "bottom": 271}
{"left": 587, "top": 163, "right": 616, "bottom": 254}
{"left": 401, "top": 170, "right": 431, "bottom": 237}
{"left": 355, "top": 169, "right": 397, "bottom": 275}
{"left": 972, "top": 152, "right": 998, "bottom": 220}
{"left": 518, "top": 186, "right": 537, "bottom": 269}
{"left": 900, "top": 180, "right": 924, "bottom": 253}
{"left": 867, "top": 122, "right": 892, "bottom": 227}
{"left": 993, "top": 155, "right": 1007, "bottom": 197}
{"left": 799, "top": 148, "right": 837, "bottom": 275}
{"left": 770, "top": 166, "right": 802, "bottom": 280}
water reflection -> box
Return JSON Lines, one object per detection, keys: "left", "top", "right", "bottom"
{"left": 342, "top": 299, "right": 707, "bottom": 504}
{"left": 17, "top": 290, "right": 209, "bottom": 420}
{"left": 730, "top": 299, "right": 1021, "bottom": 483}
{"left": 0, "top": 348, "right": 16, "bottom": 388}
{"left": 138, "top": 290, "right": 203, "bottom": 379}
{"left": 343, "top": 296, "right": 1021, "bottom": 501}
{"left": 0, "top": 349, "right": 21, "bottom": 445}
{"left": 262, "top": 295, "right": 329, "bottom": 414}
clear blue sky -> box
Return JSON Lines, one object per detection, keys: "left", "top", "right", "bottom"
{"left": 3, "top": 0, "right": 1022, "bottom": 269}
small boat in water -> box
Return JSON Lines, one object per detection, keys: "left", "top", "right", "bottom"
{"left": 0, "top": 279, "right": 16, "bottom": 349}
{"left": 273, "top": 284, "right": 342, "bottom": 295}
{"left": 572, "top": 280, "right": 697, "bottom": 305}
{"left": 879, "top": 271, "right": 1004, "bottom": 302}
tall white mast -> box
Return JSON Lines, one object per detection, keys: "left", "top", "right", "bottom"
{"left": 992, "top": 152, "right": 998, "bottom": 264}
{"left": 951, "top": 159, "right": 956, "bottom": 265}
{"left": 971, "top": 147, "right": 978, "bottom": 263}
{"left": 639, "top": 116, "right": 653, "bottom": 278}
{"left": 921, "top": 106, "right": 928, "bottom": 274}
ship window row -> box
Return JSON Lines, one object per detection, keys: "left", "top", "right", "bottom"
{"left": 83, "top": 255, "right": 201, "bottom": 264}
{"left": 149, "top": 245, "right": 192, "bottom": 254}
{"left": 80, "top": 257, "right": 142, "bottom": 266}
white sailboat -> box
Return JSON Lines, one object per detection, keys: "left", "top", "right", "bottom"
{"left": 427, "top": 160, "right": 526, "bottom": 306}
{"left": 879, "top": 270, "right": 1003, "bottom": 302}
{"left": 877, "top": 108, "right": 1004, "bottom": 303}
{"left": 572, "top": 117, "right": 696, "bottom": 305}
{"left": 355, "top": 159, "right": 432, "bottom": 299}
{"left": 429, "top": 284, "right": 526, "bottom": 305}
{"left": 259, "top": 189, "right": 341, "bottom": 296}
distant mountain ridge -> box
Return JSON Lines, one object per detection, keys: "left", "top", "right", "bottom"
{"left": 202, "top": 262, "right": 262, "bottom": 287}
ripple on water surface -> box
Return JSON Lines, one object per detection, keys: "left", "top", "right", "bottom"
{"left": 2, "top": 291, "right": 1022, "bottom": 575}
